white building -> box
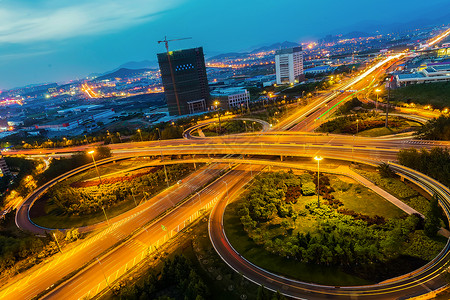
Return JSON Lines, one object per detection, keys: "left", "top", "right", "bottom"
{"left": 395, "top": 62, "right": 450, "bottom": 87}
{"left": 275, "top": 47, "right": 304, "bottom": 84}
{"left": 211, "top": 88, "right": 250, "bottom": 110}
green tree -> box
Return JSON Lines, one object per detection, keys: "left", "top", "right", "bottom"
{"left": 377, "top": 162, "right": 395, "bottom": 178}
{"left": 271, "top": 291, "right": 287, "bottom": 300}
{"left": 257, "top": 285, "right": 270, "bottom": 300}
{"left": 425, "top": 196, "right": 441, "bottom": 237}
{"left": 301, "top": 182, "right": 316, "bottom": 196}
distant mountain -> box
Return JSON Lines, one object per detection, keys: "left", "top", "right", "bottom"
{"left": 342, "top": 31, "right": 373, "bottom": 39}
{"left": 208, "top": 41, "right": 301, "bottom": 62}
{"left": 208, "top": 52, "right": 247, "bottom": 60}
{"left": 95, "top": 68, "right": 151, "bottom": 81}
{"left": 250, "top": 41, "right": 300, "bottom": 53}
{"left": 118, "top": 60, "right": 158, "bottom": 70}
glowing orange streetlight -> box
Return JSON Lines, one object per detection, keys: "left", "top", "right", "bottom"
{"left": 314, "top": 156, "right": 323, "bottom": 207}
{"left": 88, "top": 150, "right": 102, "bottom": 184}
{"left": 375, "top": 89, "right": 381, "bottom": 109}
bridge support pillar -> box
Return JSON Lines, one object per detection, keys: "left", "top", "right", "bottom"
{"left": 400, "top": 175, "right": 405, "bottom": 182}
{"left": 280, "top": 155, "right": 283, "bottom": 162}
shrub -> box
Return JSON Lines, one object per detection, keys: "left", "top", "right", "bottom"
{"left": 301, "top": 182, "right": 316, "bottom": 196}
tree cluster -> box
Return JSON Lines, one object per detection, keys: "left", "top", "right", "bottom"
{"left": 398, "top": 147, "right": 450, "bottom": 187}
{"left": 416, "top": 115, "right": 450, "bottom": 141}
{"left": 236, "top": 171, "right": 431, "bottom": 271}
{"left": 117, "top": 255, "right": 209, "bottom": 300}
{"left": 0, "top": 212, "right": 80, "bottom": 279}
{"left": 317, "top": 111, "right": 402, "bottom": 134}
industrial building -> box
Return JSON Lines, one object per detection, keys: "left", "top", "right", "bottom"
{"left": 211, "top": 88, "right": 250, "bottom": 110}
{"left": 395, "top": 62, "right": 450, "bottom": 86}
{"left": 157, "top": 47, "right": 211, "bottom": 116}
{"left": 275, "top": 47, "right": 304, "bottom": 84}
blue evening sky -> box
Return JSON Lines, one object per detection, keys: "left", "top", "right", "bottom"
{"left": 0, "top": 0, "right": 447, "bottom": 89}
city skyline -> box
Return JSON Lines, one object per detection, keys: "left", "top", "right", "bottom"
{"left": 0, "top": 0, "right": 449, "bottom": 89}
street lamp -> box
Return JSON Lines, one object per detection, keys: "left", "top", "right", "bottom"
{"left": 137, "top": 129, "right": 143, "bottom": 142}
{"left": 223, "top": 181, "right": 229, "bottom": 199}
{"left": 314, "top": 156, "right": 323, "bottom": 207}
{"left": 88, "top": 150, "right": 102, "bottom": 185}
{"left": 356, "top": 119, "right": 359, "bottom": 135}
{"left": 101, "top": 206, "right": 110, "bottom": 225}
{"left": 375, "top": 89, "right": 381, "bottom": 110}
{"left": 156, "top": 128, "right": 169, "bottom": 187}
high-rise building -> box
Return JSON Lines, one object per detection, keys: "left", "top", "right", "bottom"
{"left": 275, "top": 47, "right": 304, "bottom": 85}
{"left": 157, "top": 47, "right": 211, "bottom": 116}
{"left": 0, "top": 153, "right": 10, "bottom": 177}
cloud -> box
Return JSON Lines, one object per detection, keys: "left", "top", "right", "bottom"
{"left": 0, "top": 0, "right": 181, "bottom": 43}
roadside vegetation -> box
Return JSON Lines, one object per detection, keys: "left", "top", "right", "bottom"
{"left": 415, "top": 115, "right": 450, "bottom": 140}
{"left": 226, "top": 170, "right": 445, "bottom": 284}
{"left": 194, "top": 120, "right": 263, "bottom": 137}
{"left": 31, "top": 163, "right": 195, "bottom": 228}
{"left": 317, "top": 112, "right": 419, "bottom": 136}
{"left": 398, "top": 147, "right": 450, "bottom": 187}
{"left": 0, "top": 211, "right": 81, "bottom": 285}
{"left": 390, "top": 82, "right": 450, "bottom": 110}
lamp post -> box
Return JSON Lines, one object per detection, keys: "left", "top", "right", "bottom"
{"left": 356, "top": 119, "right": 359, "bottom": 135}
{"left": 88, "top": 150, "right": 102, "bottom": 185}
{"left": 53, "top": 233, "right": 62, "bottom": 253}
{"left": 314, "top": 156, "right": 323, "bottom": 207}
{"left": 375, "top": 89, "right": 381, "bottom": 110}
{"left": 131, "top": 188, "right": 137, "bottom": 207}
{"left": 223, "top": 181, "right": 229, "bottom": 199}
{"left": 156, "top": 128, "right": 169, "bottom": 187}
{"left": 137, "top": 129, "right": 143, "bottom": 142}
{"left": 101, "top": 206, "right": 110, "bottom": 226}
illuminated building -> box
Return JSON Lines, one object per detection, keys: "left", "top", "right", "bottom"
{"left": 211, "top": 88, "right": 250, "bottom": 110}
{"left": 157, "top": 47, "right": 211, "bottom": 116}
{"left": 275, "top": 47, "right": 304, "bottom": 85}
{"left": 0, "top": 153, "right": 11, "bottom": 177}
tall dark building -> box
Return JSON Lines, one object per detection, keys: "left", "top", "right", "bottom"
{"left": 0, "top": 153, "right": 10, "bottom": 177}
{"left": 157, "top": 47, "right": 211, "bottom": 116}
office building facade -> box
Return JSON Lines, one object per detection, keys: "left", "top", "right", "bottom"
{"left": 275, "top": 47, "right": 304, "bottom": 85}
{"left": 211, "top": 88, "right": 250, "bottom": 110}
{"left": 157, "top": 47, "right": 211, "bottom": 116}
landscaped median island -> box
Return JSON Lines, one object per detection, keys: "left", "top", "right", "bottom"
{"left": 316, "top": 112, "right": 421, "bottom": 137}
{"left": 224, "top": 169, "right": 447, "bottom": 286}
{"left": 30, "top": 160, "right": 198, "bottom": 229}
{"left": 192, "top": 119, "right": 263, "bottom": 137}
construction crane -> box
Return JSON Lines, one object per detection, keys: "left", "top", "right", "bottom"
{"left": 158, "top": 36, "right": 192, "bottom": 52}
{"left": 157, "top": 36, "right": 192, "bottom": 115}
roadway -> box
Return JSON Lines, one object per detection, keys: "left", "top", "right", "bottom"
{"left": 43, "top": 164, "right": 259, "bottom": 300}
{"left": 1, "top": 162, "right": 229, "bottom": 299}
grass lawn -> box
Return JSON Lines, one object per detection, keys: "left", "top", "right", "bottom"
{"left": 224, "top": 201, "right": 373, "bottom": 286}
{"left": 222, "top": 172, "right": 414, "bottom": 286}
{"left": 330, "top": 176, "right": 405, "bottom": 219}
{"left": 354, "top": 169, "right": 431, "bottom": 215}
{"left": 356, "top": 120, "right": 421, "bottom": 137}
